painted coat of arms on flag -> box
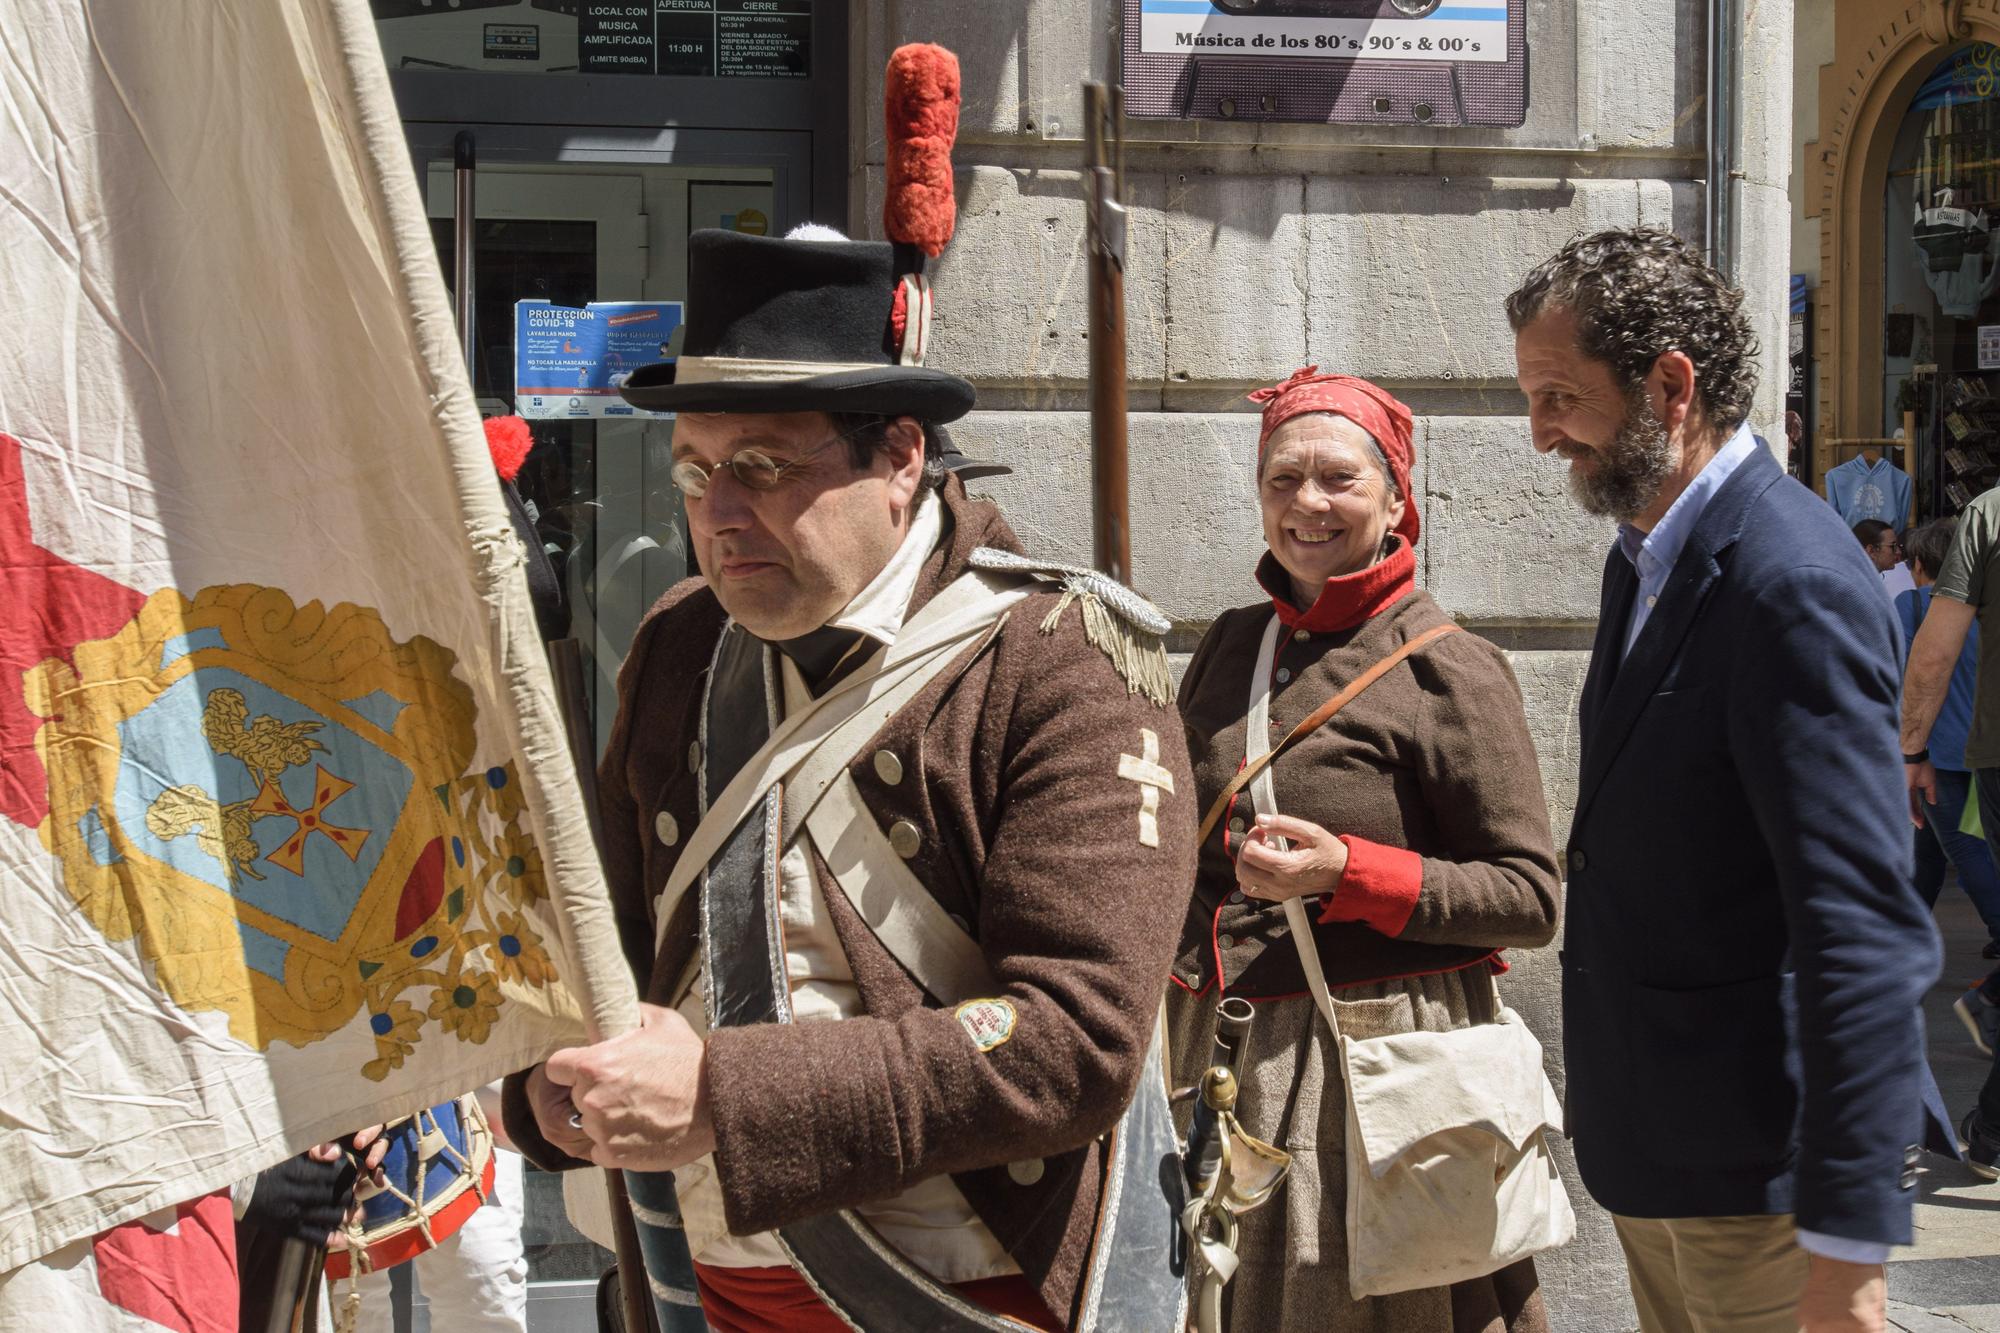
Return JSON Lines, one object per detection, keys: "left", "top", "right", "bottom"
{"left": 23, "top": 561, "right": 558, "bottom": 1077}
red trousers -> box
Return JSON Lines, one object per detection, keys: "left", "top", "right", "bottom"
{"left": 694, "top": 1262, "right": 1056, "bottom": 1332}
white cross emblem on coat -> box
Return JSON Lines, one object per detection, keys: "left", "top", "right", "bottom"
{"left": 1117, "top": 728, "right": 1176, "bottom": 849}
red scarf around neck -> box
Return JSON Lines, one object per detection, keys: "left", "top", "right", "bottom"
{"left": 1256, "top": 536, "right": 1416, "bottom": 633}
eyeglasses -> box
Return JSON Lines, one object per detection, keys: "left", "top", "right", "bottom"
{"left": 669, "top": 423, "right": 873, "bottom": 500}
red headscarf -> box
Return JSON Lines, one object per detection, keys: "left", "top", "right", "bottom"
{"left": 1248, "top": 366, "right": 1419, "bottom": 546}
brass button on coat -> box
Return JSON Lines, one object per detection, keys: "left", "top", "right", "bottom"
{"left": 1007, "top": 1158, "right": 1045, "bottom": 1186}
{"left": 1218, "top": 933, "right": 1236, "bottom": 949}
{"left": 654, "top": 811, "right": 680, "bottom": 847}
{"left": 873, "top": 750, "right": 905, "bottom": 786}
{"left": 1228, "top": 816, "right": 1246, "bottom": 835}
{"left": 1293, "top": 629, "right": 1311, "bottom": 643}
{"left": 889, "top": 820, "right": 922, "bottom": 858}
{"left": 687, "top": 741, "right": 702, "bottom": 773}
{"left": 1275, "top": 667, "right": 1292, "bottom": 684}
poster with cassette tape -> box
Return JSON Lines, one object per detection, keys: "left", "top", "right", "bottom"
{"left": 0, "top": 0, "right": 638, "bottom": 1286}
{"left": 1123, "top": 0, "right": 1528, "bottom": 127}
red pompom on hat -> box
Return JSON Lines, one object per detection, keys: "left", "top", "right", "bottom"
{"left": 1249, "top": 366, "right": 1420, "bottom": 546}
{"left": 883, "top": 44, "right": 960, "bottom": 258}
{"left": 482, "top": 414, "right": 532, "bottom": 482}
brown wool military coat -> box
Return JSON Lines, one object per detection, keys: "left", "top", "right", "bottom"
{"left": 1174, "top": 589, "right": 1562, "bottom": 999}
{"left": 505, "top": 479, "right": 1198, "bottom": 1327}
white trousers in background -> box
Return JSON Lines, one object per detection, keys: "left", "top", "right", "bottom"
{"left": 348, "top": 1146, "right": 528, "bottom": 1333}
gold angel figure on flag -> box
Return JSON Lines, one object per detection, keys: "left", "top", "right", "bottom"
{"left": 201, "top": 686, "right": 327, "bottom": 781}
{"left": 144, "top": 784, "right": 264, "bottom": 883}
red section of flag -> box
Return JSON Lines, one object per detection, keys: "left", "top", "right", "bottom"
{"left": 396, "top": 836, "right": 447, "bottom": 939}
{"left": 0, "top": 432, "right": 147, "bottom": 828}
{"left": 90, "top": 1191, "right": 239, "bottom": 1333}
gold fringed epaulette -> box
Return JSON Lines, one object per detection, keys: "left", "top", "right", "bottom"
{"left": 1036, "top": 586, "right": 1175, "bottom": 704}
{"left": 968, "top": 548, "right": 1174, "bottom": 705}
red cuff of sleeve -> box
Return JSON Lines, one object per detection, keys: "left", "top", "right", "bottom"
{"left": 1316, "top": 836, "right": 1423, "bottom": 936}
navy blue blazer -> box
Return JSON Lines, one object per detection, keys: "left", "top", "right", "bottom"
{"left": 1564, "top": 444, "right": 1940, "bottom": 1243}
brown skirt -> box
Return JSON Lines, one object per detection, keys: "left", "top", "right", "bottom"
{"left": 1168, "top": 971, "right": 1549, "bottom": 1333}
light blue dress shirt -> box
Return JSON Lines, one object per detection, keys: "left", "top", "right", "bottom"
{"left": 1613, "top": 423, "right": 1892, "bottom": 1267}
{"left": 1615, "top": 425, "right": 1758, "bottom": 658}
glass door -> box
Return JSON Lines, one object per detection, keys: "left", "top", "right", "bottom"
{"left": 404, "top": 121, "right": 809, "bottom": 1332}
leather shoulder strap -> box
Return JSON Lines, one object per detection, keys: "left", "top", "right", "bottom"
{"left": 1196, "top": 620, "right": 1462, "bottom": 847}
{"left": 652, "top": 570, "right": 1029, "bottom": 950}
{"left": 803, "top": 771, "right": 996, "bottom": 1004}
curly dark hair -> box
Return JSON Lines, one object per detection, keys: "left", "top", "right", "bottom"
{"left": 1505, "top": 228, "right": 1758, "bottom": 434}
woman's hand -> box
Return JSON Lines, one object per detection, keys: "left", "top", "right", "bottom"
{"left": 346, "top": 1124, "right": 390, "bottom": 1179}
{"left": 1236, "top": 813, "right": 1349, "bottom": 902}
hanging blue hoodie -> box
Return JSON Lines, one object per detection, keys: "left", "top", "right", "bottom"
{"left": 1826, "top": 454, "right": 1914, "bottom": 534}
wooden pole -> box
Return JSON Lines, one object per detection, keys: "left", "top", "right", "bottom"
{"left": 549, "top": 639, "right": 656, "bottom": 1333}
{"left": 1084, "top": 83, "right": 1130, "bottom": 584}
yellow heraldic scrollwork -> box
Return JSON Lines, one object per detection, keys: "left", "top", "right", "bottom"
{"left": 24, "top": 583, "right": 565, "bottom": 1078}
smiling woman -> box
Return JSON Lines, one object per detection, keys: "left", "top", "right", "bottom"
{"left": 1169, "top": 365, "right": 1563, "bottom": 1331}
{"left": 1257, "top": 413, "right": 1405, "bottom": 606}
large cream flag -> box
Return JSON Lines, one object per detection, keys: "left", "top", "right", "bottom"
{"left": 0, "top": 0, "right": 639, "bottom": 1273}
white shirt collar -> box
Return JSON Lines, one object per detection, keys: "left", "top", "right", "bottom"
{"left": 825, "top": 488, "right": 943, "bottom": 647}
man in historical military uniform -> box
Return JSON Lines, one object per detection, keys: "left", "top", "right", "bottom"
{"left": 499, "top": 84, "right": 1198, "bottom": 1327}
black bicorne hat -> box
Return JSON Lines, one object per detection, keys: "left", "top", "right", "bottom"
{"left": 617, "top": 228, "right": 974, "bottom": 422}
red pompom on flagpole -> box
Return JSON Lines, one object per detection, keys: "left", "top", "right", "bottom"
{"left": 482, "top": 414, "right": 533, "bottom": 482}
{"left": 883, "top": 44, "right": 960, "bottom": 258}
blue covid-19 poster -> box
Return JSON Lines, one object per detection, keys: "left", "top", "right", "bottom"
{"left": 514, "top": 300, "right": 683, "bottom": 420}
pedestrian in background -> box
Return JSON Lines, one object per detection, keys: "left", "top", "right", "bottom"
{"left": 1509, "top": 227, "right": 1938, "bottom": 1333}
{"left": 1898, "top": 500, "right": 2000, "bottom": 1181}
{"left": 1856, "top": 519, "right": 1917, "bottom": 602}
{"left": 1896, "top": 518, "right": 2000, "bottom": 958}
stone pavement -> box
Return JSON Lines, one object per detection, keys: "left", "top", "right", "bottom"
{"left": 1896, "top": 890, "right": 2000, "bottom": 1332}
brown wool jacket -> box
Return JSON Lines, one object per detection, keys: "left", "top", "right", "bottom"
{"left": 504, "top": 479, "right": 1198, "bottom": 1327}
{"left": 1174, "top": 589, "right": 1561, "bottom": 999}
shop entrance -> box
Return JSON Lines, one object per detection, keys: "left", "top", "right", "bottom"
{"left": 1874, "top": 43, "right": 2000, "bottom": 526}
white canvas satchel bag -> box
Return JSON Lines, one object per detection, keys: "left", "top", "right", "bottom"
{"left": 1242, "top": 613, "right": 1575, "bottom": 1297}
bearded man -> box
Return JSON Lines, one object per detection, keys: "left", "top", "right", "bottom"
{"left": 1507, "top": 228, "right": 1938, "bottom": 1333}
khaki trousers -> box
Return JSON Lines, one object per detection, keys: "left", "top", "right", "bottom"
{"left": 1612, "top": 1214, "right": 1810, "bottom": 1333}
